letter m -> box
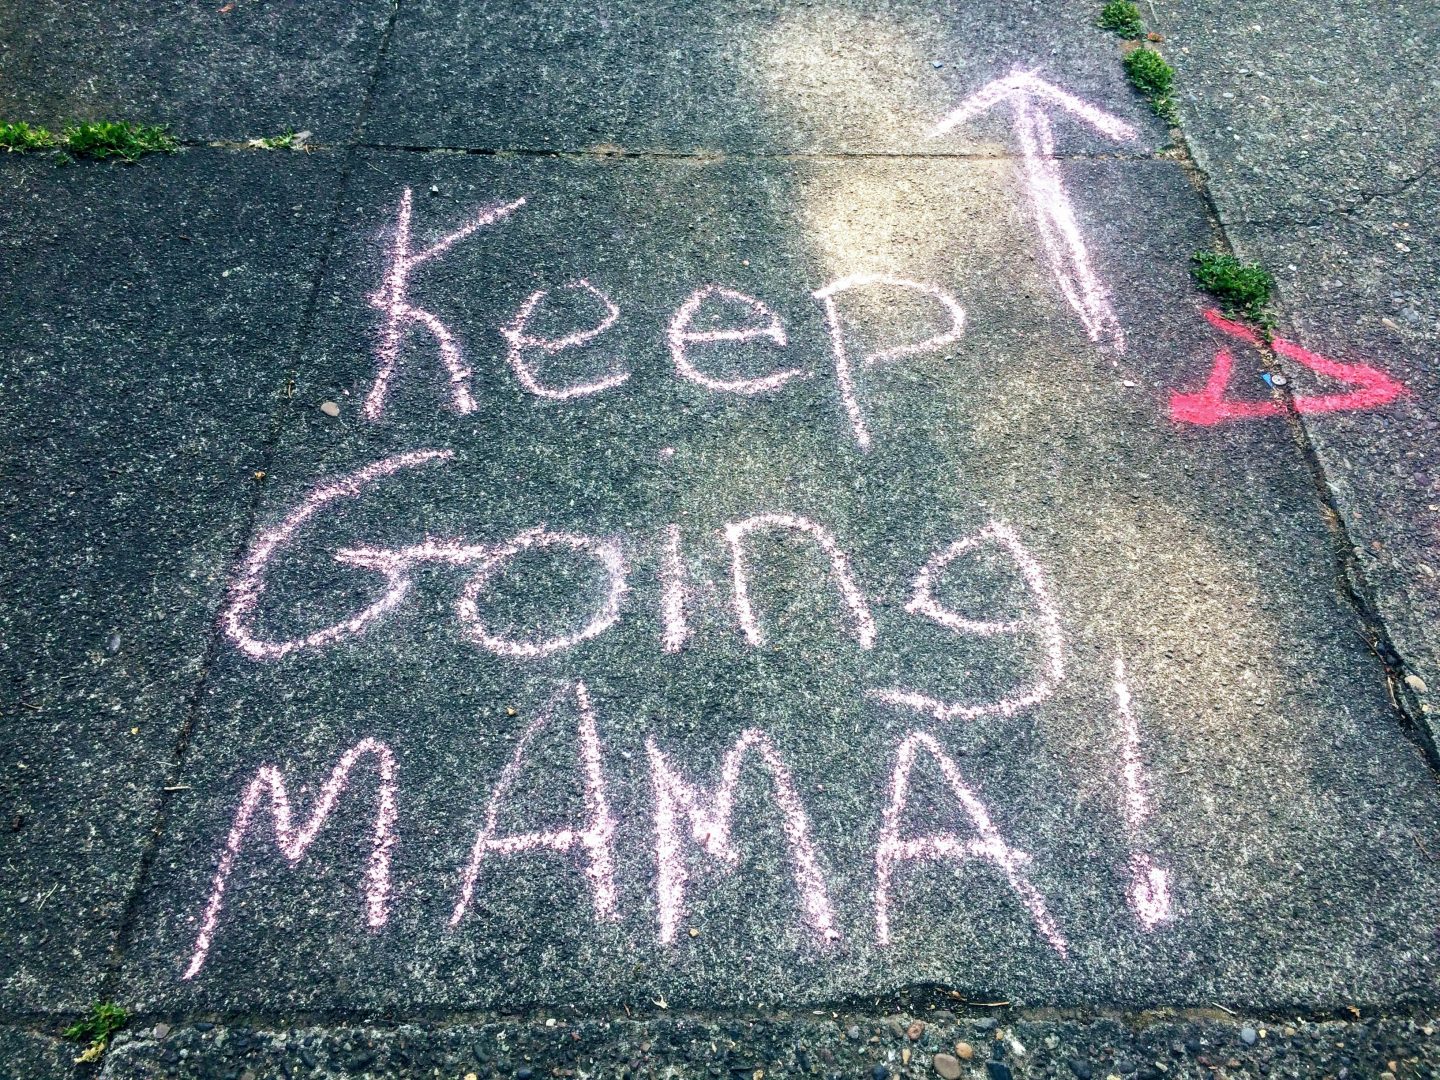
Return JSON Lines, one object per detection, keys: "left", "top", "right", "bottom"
{"left": 645, "top": 728, "right": 838, "bottom": 946}
{"left": 183, "top": 738, "right": 398, "bottom": 978}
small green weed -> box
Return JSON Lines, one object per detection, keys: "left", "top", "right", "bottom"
{"left": 1098, "top": 1, "right": 1145, "bottom": 38}
{"left": 1191, "top": 251, "right": 1274, "bottom": 321}
{"left": 0, "top": 121, "right": 59, "bottom": 152}
{"left": 63, "top": 1001, "right": 128, "bottom": 1063}
{"left": 1122, "top": 47, "right": 1178, "bottom": 122}
{"left": 61, "top": 120, "right": 177, "bottom": 161}
{"left": 252, "top": 131, "right": 297, "bottom": 150}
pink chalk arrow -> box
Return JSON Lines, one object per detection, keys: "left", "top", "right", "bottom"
{"left": 929, "top": 72, "right": 1137, "bottom": 352}
{"left": 1169, "top": 309, "right": 1408, "bottom": 425}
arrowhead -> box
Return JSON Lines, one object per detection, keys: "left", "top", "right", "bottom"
{"left": 930, "top": 71, "right": 1137, "bottom": 141}
{"left": 1169, "top": 309, "right": 1408, "bottom": 425}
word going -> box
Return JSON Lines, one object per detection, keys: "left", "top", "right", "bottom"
{"left": 364, "top": 188, "right": 966, "bottom": 452}
{"left": 221, "top": 451, "right": 1068, "bottom": 724}
{"left": 183, "top": 677, "right": 1172, "bottom": 977}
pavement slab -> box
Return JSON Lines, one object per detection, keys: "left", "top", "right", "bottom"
{"left": 1, "top": 0, "right": 1438, "bottom": 1076}
{"left": 110, "top": 148, "right": 1440, "bottom": 1016}
{"left": 367, "top": 0, "right": 1167, "bottom": 154}
{"left": 0, "top": 0, "right": 392, "bottom": 141}
{"left": 1154, "top": 1, "right": 1440, "bottom": 748}
{"left": 0, "top": 150, "right": 346, "bottom": 1013}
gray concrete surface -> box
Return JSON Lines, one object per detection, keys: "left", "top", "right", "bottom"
{"left": 1154, "top": 0, "right": 1440, "bottom": 750}
{"left": 0, "top": 154, "right": 346, "bottom": 1013}
{"left": 1, "top": 1, "right": 1437, "bottom": 1077}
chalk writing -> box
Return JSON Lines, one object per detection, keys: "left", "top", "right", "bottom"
{"left": 183, "top": 738, "right": 397, "bottom": 979}
{"left": 875, "top": 730, "right": 1067, "bottom": 953}
{"left": 812, "top": 274, "right": 966, "bottom": 450}
{"left": 1170, "top": 309, "right": 1408, "bottom": 425}
{"left": 667, "top": 284, "right": 801, "bottom": 394}
{"left": 872, "top": 521, "right": 1065, "bottom": 720}
{"left": 454, "top": 526, "right": 629, "bottom": 659}
{"left": 723, "top": 513, "right": 877, "bottom": 648}
{"left": 646, "top": 728, "right": 839, "bottom": 946}
{"left": 501, "top": 279, "right": 630, "bottom": 400}
{"left": 660, "top": 523, "right": 690, "bottom": 654}
{"left": 365, "top": 188, "right": 526, "bottom": 420}
{"left": 930, "top": 72, "right": 1135, "bottom": 353}
{"left": 450, "top": 681, "right": 619, "bottom": 926}
{"left": 222, "top": 449, "right": 456, "bottom": 660}
{"left": 1112, "top": 656, "right": 1173, "bottom": 930}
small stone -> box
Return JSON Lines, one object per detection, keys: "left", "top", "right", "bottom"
{"left": 907, "top": 1021, "right": 925, "bottom": 1041}
{"left": 689, "top": 927, "right": 699, "bottom": 938}
{"left": 465, "top": 1075, "right": 478, "bottom": 1080}
{"left": 1070, "top": 1060, "right": 1093, "bottom": 1080}
{"left": 888, "top": 1020, "right": 906, "bottom": 1039}
{"left": 902, "top": 1048, "right": 912, "bottom": 1065}
{"left": 955, "top": 1042, "right": 974, "bottom": 1060}
{"left": 319, "top": 400, "right": 341, "bottom": 417}
{"left": 848, "top": 1027, "right": 862, "bottom": 1041}
{"left": 517, "top": 1069, "right": 534, "bottom": 1080}
{"left": 106, "top": 633, "right": 121, "bottom": 653}
{"left": 152, "top": 1023, "right": 170, "bottom": 1039}
{"left": 545, "top": 1018, "right": 557, "bottom": 1027}
{"left": 872, "top": 1066, "right": 888, "bottom": 1080}
{"left": 986, "top": 1063, "right": 1013, "bottom": 1080}
{"left": 933, "top": 1053, "right": 962, "bottom": 1080}
{"left": 1240, "top": 1027, "right": 1258, "bottom": 1046}
{"left": 1044, "top": 1036, "right": 1060, "bottom": 1050}
{"left": 1405, "top": 673, "right": 1428, "bottom": 693}
{"left": 974, "top": 1018, "right": 998, "bottom": 1032}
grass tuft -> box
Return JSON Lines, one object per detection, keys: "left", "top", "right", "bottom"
{"left": 63, "top": 1001, "right": 128, "bottom": 1063}
{"left": 1122, "top": 47, "right": 1178, "bottom": 123}
{"left": 1191, "top": 251, "right": 1274, "bottom": 321}
{"left": 61, "top": 120, "right": 177, "bottom": 161}
{"left": 1098, "top": 1, "right": 1145, "bottom": 38}
{"left": 0, "top": 121, "right": 59, "bottom": 152}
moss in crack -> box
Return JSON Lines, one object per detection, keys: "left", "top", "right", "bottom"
{"left": 1122, "top": 46, "right": 1178, "bottom": 123}
{"left": 1098, "top": 1, "right": 1145, "bottom": 38}
{"left": 0, "top": 121, "right": 59, "bottom": 152}
{"left": 1, "top": 119, "right": 177, "bottom": 161}
{"left": 63, "top": 1001, "right": 129, "bottom": 1064}
{"left": 1191, "top": 251, "right": 1275, "bottom": 324}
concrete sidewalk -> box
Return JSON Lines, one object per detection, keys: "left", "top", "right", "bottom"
{"left": 1, "top": 2, "right": 1437, "bottom": 1077}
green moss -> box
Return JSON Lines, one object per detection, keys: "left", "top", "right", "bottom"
{"left": 0, "top": 121, "right": 59, "bottom": 152}
{"left": 63, "top": 1001, "right": 128, "bottom": 1061}
{"left": 1098, "top": 1, "right": 1145, "bottom": 38}
{"left": 1123, "top": 46, "right": 1174, "bottom": 97}
{"left": 61, "top": 120, "right": 177, "bottom": 161}
{"left": 1191, "top": 251, "right": 1275, "bottom": 320}
{"left": 1122, "top": 47, "right": 1178, "bottom": 122}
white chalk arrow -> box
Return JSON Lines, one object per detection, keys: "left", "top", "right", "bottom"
{"left": 930, "top": 72, "right": 1137, "bottom": 353}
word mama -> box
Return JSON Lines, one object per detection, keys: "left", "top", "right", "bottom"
{"left": 183, "top": 677, "right": 1171, "bottom": 977}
